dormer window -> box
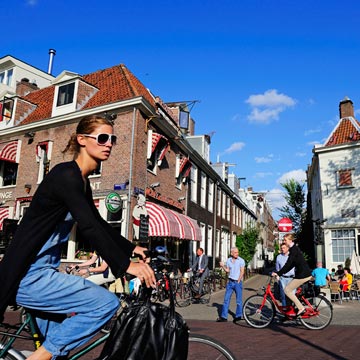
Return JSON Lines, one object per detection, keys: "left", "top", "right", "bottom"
{"left": 0, "top": 68, "right": 13, "bottom": 87}
{"left": 57, "top": 83, "right": 75, "bottom": 106}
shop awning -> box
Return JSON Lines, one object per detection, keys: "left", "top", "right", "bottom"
{"left": 146, "top": 202, "right": 201, "bottom": 241}
{"left": 0, "top": 140, "right": 20, "bottom": 163}
{"left": 0, "top": 207, "right": 9, "bottom": 230}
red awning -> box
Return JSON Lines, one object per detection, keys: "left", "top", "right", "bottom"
{"left": 145, "top": 202, "right": 201, "bottom": 241}
{"left": 0, "top": 207, "right": 9, "bottom": 230}
{"left": 0, "top": 140, "right": 20, "bottom": 163}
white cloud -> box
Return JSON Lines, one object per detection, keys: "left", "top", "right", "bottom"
{"left": 254, "top": 172, "right": 273, "bottom": 178}
{"left": 277, "top": 169, "right": 306, "bottom": 184}
{"left": 295, "top": 152, "right": 307, "bottom": 157}
{"left": 266, "top": 188, "right": 286, "bottom": 210}
{"left": 304, "top": 128, "right": 321, "bottom": 136}
{"left": 223, "top": 142, "right": 245, "bottom": 154}
{"left": 246, "top": 89, "right": 296, "bottom": 107}
{"left": 255, "top": 154, "right": 274, "bottom": 163}
{"left": 245, "top": 89, "right": 296, "bottom": 124}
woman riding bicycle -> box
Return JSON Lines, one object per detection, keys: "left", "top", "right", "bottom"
{"left": 0, "top": 115, "right": 156, "bottom": 360}
{"left": 272, "top": 233, "right": 312, "bottom": 316}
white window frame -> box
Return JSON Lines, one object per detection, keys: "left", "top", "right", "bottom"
{"left": 331, "top": 229, "right": 356, "bottom": 262}
{"left": 36, "top": 141, "right": 53, "bottom": 184}
{"left": 200, "top": 171, "right": 207, "bottom": 208}
{"left": 190, "top": 164, "right": 198, "bottom": 203}
{"left": 0, "top": 68, "right": 14, "bottom": 87}
{"left": 208, "top": 179, "right": 214, "bottom": 212}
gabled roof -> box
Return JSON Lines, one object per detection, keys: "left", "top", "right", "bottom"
{"left": 19, "top": 64, "right": 155, "bottom": 125}
{"left": 324, "top": 116, "right": 360, "bottom": 147}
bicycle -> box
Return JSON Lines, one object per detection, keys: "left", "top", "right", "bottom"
{"left": 175, "top": 270, "right": 212, "bottom": 307}
{"left": 243, "top": 276, "right": 333, "bottom": 330}
{"left": 0, "top": 252, "right": 236, "bottom": 360}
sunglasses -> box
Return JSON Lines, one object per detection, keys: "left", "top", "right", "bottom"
{"left": 81, "top": 133, "right": 117, "bottom": 145}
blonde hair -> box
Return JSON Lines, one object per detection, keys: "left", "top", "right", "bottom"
{"left": 283, "top": 233, "right": 295, "bottom": 242}
{"left": 62, "top": 115, "right": 114, "bottom": 156}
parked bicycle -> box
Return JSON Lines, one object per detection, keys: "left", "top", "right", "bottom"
{"left": 0, "top": 251, "right": 236, "bottom": 360}
{"left": 243, "top": 276, "right": 333, "bottom": 330}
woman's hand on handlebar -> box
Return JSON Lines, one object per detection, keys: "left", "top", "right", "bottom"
{"left": 127, "top": 261, "right": 156, "bottom": 288}
{"left": 132, "top": 246, "right": 149, "bottom": 262}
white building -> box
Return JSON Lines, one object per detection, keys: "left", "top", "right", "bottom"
{"left": 307, "top": 97, "right": 360, "bottom": 271}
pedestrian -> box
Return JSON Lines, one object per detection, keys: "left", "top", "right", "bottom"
{"left": 188, "top": 247, "right": 209, "bottom": 299}
{"left": 275, "top": 242, "right": 295, "bottom": 306}
{"left": 0, "top": 115, "right": 156, "bottom": 360}
{"left": 216, "top": 247, "right": 245, "bottom": 323}
{"left": 272, "top": 233, "right": 312, "bottom": 316}
{"left": 311, "top": 261, "right": 330, "bottom": 288}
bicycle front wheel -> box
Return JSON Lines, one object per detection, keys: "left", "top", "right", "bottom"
{"left": 175, "top": 282, "right": 191, "bottom": 307}
{"left": 243, "top": 295, "right": 275, "bottom": 328}
{"left": 299, "top": 295, "right": 333, "bottom": 330}
{"left": 0, "top": 344, "right": 26, "bottom": 360}
{"left": 188, "top": 334, "right": 236, "bottom": 360}
{"left": 199, "top": 281, "right": 211, "bottom": 304}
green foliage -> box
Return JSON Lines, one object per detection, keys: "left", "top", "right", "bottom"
{"left": 278, "top": 179, "right": 306, "bottom": 238}
{"left": 345, "top": 257, "right": 351, "bottom": 269}
{"left": 236, "top": 224, "right": 260, "bottom": 267}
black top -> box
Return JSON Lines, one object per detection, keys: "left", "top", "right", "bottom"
{"left": 276, "top": 243, "right": 311, "bottom": 279}
{"left": 0, "top": 161, "right": 135, "bottom": 320}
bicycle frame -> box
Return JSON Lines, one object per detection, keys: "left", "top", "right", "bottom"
{"left": 259, "top": 278, "right": 320, "bottom": 319}
{"left": 0, "top": 310, "right": 110, "bottom": 359}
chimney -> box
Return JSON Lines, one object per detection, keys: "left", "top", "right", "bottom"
{"left": 339, "top": 97, "right": 354, "bottom": 118}
{"left": 16, "top": 78, "right": 39, "bottom": 96}
{"left": 47, "top": 49, "right": 56, "bottom": 75}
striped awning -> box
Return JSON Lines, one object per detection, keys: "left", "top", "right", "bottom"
{"left": 0, "top": 140, "right": 20, "bottom": 163}
{"left": 0, "top": 207, "right": 9, "bottom": 230}
{"left": 145, "top": 202, "right": 201, "bottom": 241}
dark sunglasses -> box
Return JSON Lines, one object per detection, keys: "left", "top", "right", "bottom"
{"left": 82, "top": 133, "right": 117, "bottom": 145}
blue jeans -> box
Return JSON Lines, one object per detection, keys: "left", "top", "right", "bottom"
{"left": 279, "top": 277, "right": 293, "bottom": 306}
{"left": 17, "top": 268, "right": 119, "bottom": 359}
{"left": 220, "top": 280, "right": 243, "bottom": 319}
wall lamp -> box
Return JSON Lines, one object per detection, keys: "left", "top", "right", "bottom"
{"left": 149, "top": 182, "right": 160, "bottom": 189}
{"left": 178, "top": 196, "right": 186, "bottom": 202}
{"left": 24, "top": 184, "right": 32, "bottom": 194}
{"left": 24, "top": 132, "right": 35, "bottom": 144}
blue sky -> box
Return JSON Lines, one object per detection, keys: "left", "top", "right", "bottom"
{"left": 2, "top": 0, "right": 360, "bottom": 219}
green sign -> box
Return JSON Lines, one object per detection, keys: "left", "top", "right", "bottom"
{"left": 105, "top": 192, "right": 122, "bottom": 213}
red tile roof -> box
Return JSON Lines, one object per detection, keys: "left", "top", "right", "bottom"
{"left": 20, "top": 64, "right": 155, "bottom": 125}
{"left": 325, "top": 117, "right": 360, "bottom": 146}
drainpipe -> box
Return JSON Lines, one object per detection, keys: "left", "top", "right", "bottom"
{"left": 126, "top": 107, "right": 137, "bottom": 239}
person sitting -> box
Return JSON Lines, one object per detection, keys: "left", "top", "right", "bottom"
{"left": 335, "top": 264, "right": 344, "bottom": 279}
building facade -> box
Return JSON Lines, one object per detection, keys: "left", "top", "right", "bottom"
{"left": 307, "top": 98, "right": 360, "bottom": 270}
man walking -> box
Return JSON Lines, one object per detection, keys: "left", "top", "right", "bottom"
{"left": 216, "top": 247, "right": 245, "bottom": 323}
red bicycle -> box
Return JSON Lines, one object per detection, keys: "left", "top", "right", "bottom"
{"left": 243, "top": 276, "right": 333, "bottom": 330}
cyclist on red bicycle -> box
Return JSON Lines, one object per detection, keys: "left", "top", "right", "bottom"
{"left": 272, "top": 233, "right": 312, "bottom": 316}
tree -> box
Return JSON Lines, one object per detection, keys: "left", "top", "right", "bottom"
{"left": 236, "top": 224, "right": 260, "bottom": 267}
{"left": 278, "top": 179, "right": 306, "bottom": 238}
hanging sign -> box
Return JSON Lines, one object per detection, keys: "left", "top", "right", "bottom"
{"left": 105, "top": 192, "right": 122, "bottom": 213}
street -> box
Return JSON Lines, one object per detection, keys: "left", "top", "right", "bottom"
{"left": 2, "top": 275, "right": 360, "bottom": 359}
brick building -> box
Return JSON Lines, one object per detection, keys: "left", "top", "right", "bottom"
{"left": 0, "top": 54, "right": 259, "bottom": 270}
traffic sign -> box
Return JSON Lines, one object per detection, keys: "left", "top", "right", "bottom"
{"left": 278, "top": 217, "right": 293, "bottom": 232}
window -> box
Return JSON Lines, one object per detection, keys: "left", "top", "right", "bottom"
{"left": 57, "top": 83, "right": 75, "bottom": 106}
{"left": 0, "top": 161, "right": 18, "bottom": 186}
{"left": 0, "top": 69, "right": 13, "bottom": 86}
{"left": 190, "top": 165, "right": 198, "bottom": 203}
{"left": 331, "top": 229, "right": 356, "bottom": 262}
{"left": 36, "top": 141, "right": 53, "bottom": 183}
{"left": 208, "top": 179, "right": 214, "bottom": 212}
{"left": 336, "top": 169, "right": 354, "bottom": 189}
{"left": 147, "top": 131, "right": 169, "bottom": 173}
{"left": 200, "top": 172, "right": 206, "bottom": 208}
{"left": 217, "top": 188, "right": 221, "bottom": 216}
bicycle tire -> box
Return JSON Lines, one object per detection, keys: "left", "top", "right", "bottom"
{"left": 299, "top": 295, "right": 333, "bottom": 330}
{"left": 188, "top": 334, "right": 236, "bottom": 360}
{"left": 199, "top": 281, "right": 211, "bottom": 304}
{"left": 0, "top": 344, "right": 26, "bottom": 360}
{"left": 175, "top": 282, "right": 191, "bottom": 307}
{"left": 243, "top": 295, "right": 275, "bottom": 328}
